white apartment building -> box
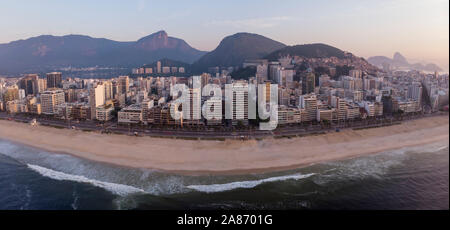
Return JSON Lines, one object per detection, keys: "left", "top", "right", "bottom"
{"left": 361, "top": 101, "right": 383, "bottom": 117}
{"left": 89, "top": 84, "right": 105, "bottom": 120}
{"left": 330, "top": 96, "right": 347, "bottom": 120}
{"left": 277, "top": 106, "right": 301, "bottom": 124}
{"left": 299, "top": 94, "right": 318, "bottom": 122}
{"left": 229, "top": 82, "right": 249, "bottom": 125}
{"left": 183, "top": 88, "right": 201, "bottom": 125}
{"left": 316, "top": 108, "right": 335, "bottom": 122}
{"left": 96, "top": 104, "right": 114, "bottom": 121}
{"left": 408, "top": 82, "right": 422, "bottom": 104}
{"left": 346, "top": 103, "right": 361, "bottom": 119}
{"left": 398, "top": 100, "right": 421, "bottom": 113}
{"left": 138, "top": 91, "right": 149, "bottom": 104}
{"left": 40, "top": 89, "right": 65, "bottom": 114}
{"left": 118, "top": 104, "right": 142, "bottom": 124}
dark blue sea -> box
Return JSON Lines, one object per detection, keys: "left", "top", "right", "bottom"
{"left": 0, "top": 139, "right": 448, "bottom": 210}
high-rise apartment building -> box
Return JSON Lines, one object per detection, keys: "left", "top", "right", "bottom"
{"left": 18, "top": 74, "right": 39, "bottom": 96}
{"left": 65, "top": 88, "right": 79, "bottom": 103}
{"left": 40, "top": 89, "right": 65, "bottom": 114}
{"left": 46, "top": 72, "right": 63, "bottom": 88}
{"left": 103, "top": 81, "right": 113, "bottom": 101}
{"left": 349, "top": 69, "right": 362, "bottom": 79}
{"left": 408, "top": 82, "right": 422, "bottom": 104}
{"left": 269, "top": 64, "right": 281, "bottom": 84}
{"left": 330, "top": 96, "right": 347, "bottom": 120}
{"left": 229, "top": 82, "right": 249, "bottom": 125}
{"left": 299, "top": 94, "right": 318, "bottom": 122}
{"left": 38, "top": 78, "right": 47, "bottom": 93}
{"left": 2, "top": 88, "right": 19, "bottom": 103}
{"left": 89, "top": 84, "right": 106, "bottom": 120}
{"left": 186, "top": 88, "right": 201, "bottom": 125}
{"left": 301, "top": 72, "right": 316, "bottom": 95}
{"left": 118, "top": 76, "right": 130, "bottom": 95}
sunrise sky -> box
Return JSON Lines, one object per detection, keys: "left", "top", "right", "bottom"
{"left": 0, "top": 0, "right": 448, "bottom": 70}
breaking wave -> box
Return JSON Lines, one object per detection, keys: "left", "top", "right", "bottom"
{"left": 186, "top": 173, "right": 315, "bottom": 193}
{"left": 27, "top": 164, "right": 146, "bottom": 196}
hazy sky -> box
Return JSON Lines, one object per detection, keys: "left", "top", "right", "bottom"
{"left": 0, "top": 0, "right": 448, "bottom": 70}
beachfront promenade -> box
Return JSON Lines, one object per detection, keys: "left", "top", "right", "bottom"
{"left": 0, "top": 111, "right": 447, "bottom": 140}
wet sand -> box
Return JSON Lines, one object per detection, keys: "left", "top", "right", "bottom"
{"left": 0, "top": 116, "right": 448, "bottom": 175}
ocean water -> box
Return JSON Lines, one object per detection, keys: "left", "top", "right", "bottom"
{"left": 0, "top": 139, "right": 448, "bottom": 210}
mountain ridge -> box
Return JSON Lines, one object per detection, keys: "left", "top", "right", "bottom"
{"left": 1, "top": 31, "right": 387, "bottom": 75}
{"left": 265, "top": 43, "right": 348, "bottom": 60}
{"left": 0, "top": 31, "right": 206, "bottom": 74}
{"left": 191, "top": 32, "right": 286, "bottom": 73}
{"left": 368, "top": 52, "right": 442, "bottom": 72}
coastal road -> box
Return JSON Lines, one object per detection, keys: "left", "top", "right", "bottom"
{"left": 0, "top": 111, "right": 445, "bottom": 140}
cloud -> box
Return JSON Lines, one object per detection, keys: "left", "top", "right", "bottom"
{"left": 205, "top": 16, "right": 294, "bottom": 29}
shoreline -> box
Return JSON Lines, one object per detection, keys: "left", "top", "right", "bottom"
{"left": 0, "top": 115, "right": 448, "bottom": 175}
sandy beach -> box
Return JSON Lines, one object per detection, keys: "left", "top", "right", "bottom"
{"left": 0, "top": 116, "right": 448, "bottom": 175}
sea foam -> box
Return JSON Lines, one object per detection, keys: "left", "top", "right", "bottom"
{"left": 27, "top": 164, "right": 145, "bottom": 196}
{"left": 186, "top": 173, "right": 315, "bottom": 193}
